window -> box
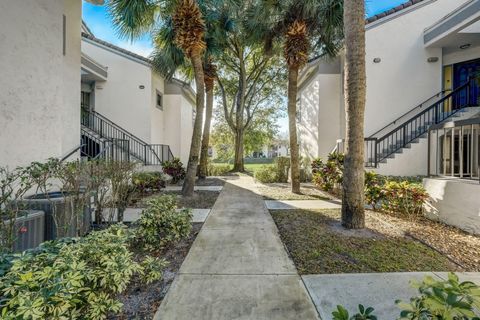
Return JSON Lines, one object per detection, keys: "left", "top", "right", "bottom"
{"left": 156, "top": 90, "right": 163, "bottom": 110}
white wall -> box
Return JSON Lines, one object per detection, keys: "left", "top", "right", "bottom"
{"left": 443, "top": 45, "right": 480, "bottom": 66}
{"left": 363, "top": 0, "right": 471, "bottom": 136}
{"left": 0, "top": 0, "right": 81, "bottom": 169}
{"left": 424, "top": 178, "right": 480, "bottom": 235}
{"left": 150, "top": 72, "right": 166, "bottom": 144}
{"left": 81, "top": 40, "right": 153, "bottom": 143}
{"left": 299, "top": 71, "right": 343, "bottom": 160}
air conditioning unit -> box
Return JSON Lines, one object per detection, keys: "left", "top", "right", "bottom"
{"left": 3, "top": 210, "right": 45, "bottom": 252}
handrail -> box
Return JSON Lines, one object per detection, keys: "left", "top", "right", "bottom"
{"left": 369, "top": 90, "right": 448, "bottom": 138}
{"left": 60, "top": 144, "right": 85, "bottom": 162}
{"left": 80, "top": 109, "right": 174, "bottom": 165}
{"left": 81, "top": 108, "right": 149, "bottom": 146}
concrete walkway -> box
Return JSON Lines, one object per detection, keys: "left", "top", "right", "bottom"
{"left": 303, "top": 272, "right": 480, "bottom": 319}
{"left": 154, "top": 175, "right": 319, "bottom": 320}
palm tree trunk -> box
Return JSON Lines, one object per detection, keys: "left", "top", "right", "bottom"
{"left": 198, "top": 86, "right": 214, "bottom": 179}
{"left": 288, "top": 66, "right": 301, "bottom": 193}
{"left": 182, "top": 54, "right": 205, "bottom": 197}
{"left": 342, "top": 0, "right": 366, "bottom": 229}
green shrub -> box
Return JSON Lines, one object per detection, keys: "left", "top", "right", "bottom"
{"left": 311, "top": 154, "right": 343, "bottom": 193}
{"left": 335, "top": 273, "right": 480, "bottom": 320}
{"left": 381, "top": 181, "right": 428, "bottom": 216}
{"left": 397, "top": 273, "right": 480, "bottom": 319}
{"left": 0, "top": 225, "right": 165, "bottom": 320}
{"left": 135, "top": 195, "right": 192, "bottom": 251}
{"left": 132, "top": 172, "right": 165, "bottom": 194}
{"left": 275, "top": 157, "right": 290, "bottom": 183}
{"left": 161, "top": 158, "right": 186, "bottom": 184}
{"left": 332, "top": 304, "right": 377, "bottom": 320}
{"left": 364, "top": 171, "right": 384, "bottom": 211}
{"left": 208, "top": 164, "right": 232, "bottom": 176}
{"left": 254, "top": 165, "right": 278, "bottom": 183}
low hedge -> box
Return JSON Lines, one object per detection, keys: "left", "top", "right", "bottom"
{"left": 312, "top": 153, "right": 428, "bottom": 216}
{"left": 254, "top": 157, "right": 291, "bottom": 183}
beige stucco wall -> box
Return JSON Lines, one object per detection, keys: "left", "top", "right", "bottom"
{"left": 0, "top": 0, "right": 81, "bottom": 169}
{"left": 81, "top": 39, "right": 153, "bottom": 143}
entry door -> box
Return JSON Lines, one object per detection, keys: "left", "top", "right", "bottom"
{"left": 453, "top": 59, "right": 480, "bottom": 107}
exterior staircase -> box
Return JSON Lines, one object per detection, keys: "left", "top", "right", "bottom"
{"left": 80, "top": 108, "right": 174, "bottom": 165}
{"left": 336, "top": 77, "right": 479, "bottom": 174}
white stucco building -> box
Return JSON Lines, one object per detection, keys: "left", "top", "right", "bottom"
{"left": 80, "top": 29, "right": 196, "bottom": 164}
{"left": 299, "top": 0, "right": 480, "bottom": 234}
{"left": 0, "top": 0, "right": 87, "bottom": 169}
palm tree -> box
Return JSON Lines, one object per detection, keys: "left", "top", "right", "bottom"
{"left": 247, "top": 0, "right": 343, "bottom": 193}
{"left": 108, "top": 0, "right": 206, "bottom": 197}
{"left": 341, "top": 0, "right": 366, "bottom": 229}
{"left": 198, "top": 60, "right": 217, "bottom": 178}
{"left": 150, "top": 13, "right": 223, "bottom": 180}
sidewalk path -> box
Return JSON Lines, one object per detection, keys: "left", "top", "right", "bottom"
{"left": 154, "top": 175, "right": 319, "bottom": 320}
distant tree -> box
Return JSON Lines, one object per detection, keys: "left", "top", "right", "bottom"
{"left": 210, "top": 103, "right": 281, "bottom": 162}
{"left": 342, "top": 0, "right": 367, "bottom": 229}
{"left": 246, "top": 0, "right": 343, "bottom": 193}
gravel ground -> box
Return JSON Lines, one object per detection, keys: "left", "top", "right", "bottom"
{"left": 109, "top": 223, "right": 202, "bottom": 320}
{"left": 368, "top": 211, "right": 480, "bottom": 271}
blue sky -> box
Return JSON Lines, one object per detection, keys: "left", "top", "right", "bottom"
{"left": 82, "top": 0, "right": 410, "bottom": 58}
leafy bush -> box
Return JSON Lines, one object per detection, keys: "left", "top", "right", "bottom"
{"left": 208, "top": 164, "right": 232, "bottom": 176}
{"left": 275, "top": 157, "right": 290, "bottom": 183}
{"left": 335, "top": 273, "right": 480, "bottom": 320}
{"left": 135, "top": 195, "right": 192, "bottom": 251}
{"left": 381, "top": 181, "right": 428, "bottom": 217}
{"left": 254, "top": 165, "right": 278, "bottom": 183}
{"left": 161, "top": 158, "right": 186, "bottom": 184}
{"left": 397, "top": 273, "right": 480, "bottom": 319}
{"left": 0, "top": 225, "right": 166, "bottom": 320}
{"left": 364, "top": 171, "right": 384, "bottom": 211}
{"left": 332, "top": 304, "right": 377, "bottom": 320}
{"left": 132, "top": 172, "right": 165, "bottom": 194}
{"left": 311, "top": 153, "right": 343, "bottom": 193}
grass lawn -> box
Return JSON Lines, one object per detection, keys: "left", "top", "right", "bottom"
{"left": 271, "top": 209, "right": 457, "bottom": 274}
{"left": 211, "top": 162, "right": 273, "bottom": 174}
{"left": 256, "top": 183, "right": 331, "bottom": 200}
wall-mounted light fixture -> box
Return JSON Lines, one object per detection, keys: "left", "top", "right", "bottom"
{"left": 139, "top": 85, "right": 145, "bottom": 89}
{"left": 373, "top": 58, "right": 381, "bottom": 63}
{"left": 460, "top": 43, "right": 471, "bottom": 50}
{"left": 427, "top": 57, "right": 439, "bottom": 63}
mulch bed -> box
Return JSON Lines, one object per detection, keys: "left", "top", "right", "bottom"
{"left": 109, "top": 223, "right": 202, "bottom": 320}
{"left": 368, "top": 211, "right": 480, "bottom": 271}
{"left": 256, "top": 183, "right": 332, "bottom": 200}
{"left": 131, "top": 190, "right": 220, "bottom": 209}
{"left": 271, "top": 209, "right": 460, "bottom": 275}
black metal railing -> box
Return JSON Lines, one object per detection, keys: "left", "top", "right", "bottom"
{"left": 80, "top": 109, "right": 174, "bottom": 165}
{"left": 336, "top": 78, "right": 479, "bottom": 167}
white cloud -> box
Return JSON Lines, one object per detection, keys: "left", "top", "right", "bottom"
{"left": 114, "top": 41, "right": 154, "bottom": 58}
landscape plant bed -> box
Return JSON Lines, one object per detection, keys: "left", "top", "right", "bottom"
{"left": 368, "top": 210, "right": 480, "bottom": 271}
{"left": 271, "top": 208, "right": 459, "bottom": 274}
{"left": 132, "top": 190, "right": 220, "bottom": 209}
{"left": 256, "top": 183, "right": 332, "bottom": 200}
{"left": 110, "top": 223, "right": 202, "bottom": 320}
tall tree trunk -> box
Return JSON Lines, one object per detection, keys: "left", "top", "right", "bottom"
{"left": 342, "top": 0, "right": 366, "bottom": 229}
{"left": 233, "top": 129, "right": 244, "bottom": 171}
{"left": 288, "top": 67, "right": 301, "bottom": 193}
{"left": 182, "top": 54, "right": 206, "bottom": 197}
{"left": 198, "top": 86, "right": 213, "bottom": 178}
